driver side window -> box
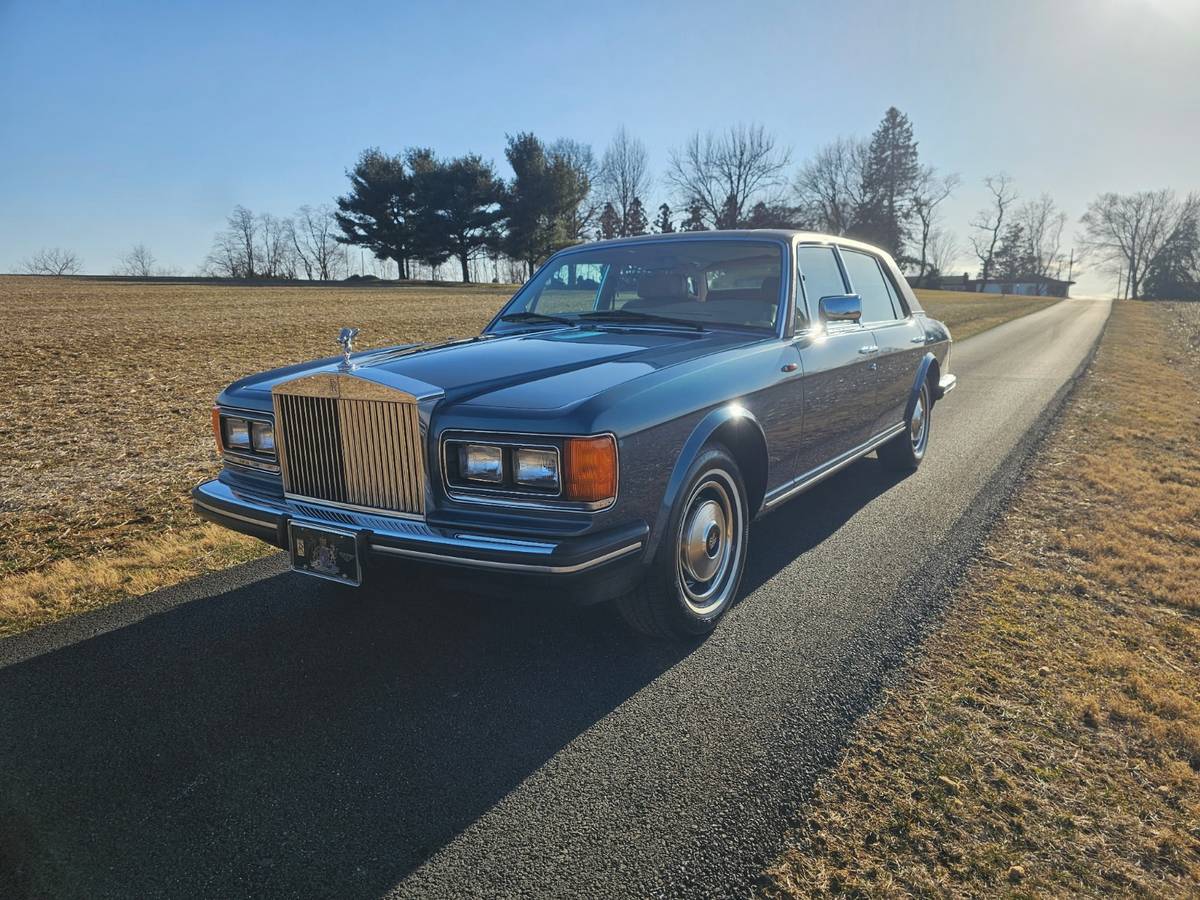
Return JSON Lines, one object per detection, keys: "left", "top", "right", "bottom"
{"left": 795, "top": 246, "right": 848, "bottom": 327}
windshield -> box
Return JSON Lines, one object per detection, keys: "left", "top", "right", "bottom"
{"left": 489, "top": 239, "right": 785, "bottom": 334}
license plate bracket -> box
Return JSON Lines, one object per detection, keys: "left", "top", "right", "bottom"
{"left": 288, "top": 522, "right": 362, "bottom": 587}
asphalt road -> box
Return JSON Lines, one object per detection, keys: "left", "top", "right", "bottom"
{"left": 0, "top": 298, "right": 1111, "bottom": 899}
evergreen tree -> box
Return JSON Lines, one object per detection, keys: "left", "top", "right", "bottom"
{"left": 334, "top": 148, "right": 415, "bottom": 279}
{"left": 498, "top": 133, "right": 589, "bottom": 277}
{"left": 680, "top": 200, "right": 707, "bottom": 232}
{"left": 991, "top": 222, "right": 1036, "bottom": 280}
{"left": 654, "top": 203, "right": 675, "bottom": 233}
{"left": 716, "top": 193, "right": 740, "bottom": 229}
{"left": 857, "top": 107, "right": 921, "bottom": 257}
{"left": 625, "top": 197, "right": 649, "bottom": 236}
{"left": 598, "top": 202, "right": 620, "bottom": 240}
{"left": 745, "top": 201, "right": 801, "bottom": 229}
{"left": 1144, "top": 213, "right": 1200, "bottom": 299}
{"left": 416, "top": 153, "right": 505, "bottom": 283}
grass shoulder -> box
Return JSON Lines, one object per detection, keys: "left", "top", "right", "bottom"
{"left": 763, "top": 300, "right": 1200, "bottom": 897}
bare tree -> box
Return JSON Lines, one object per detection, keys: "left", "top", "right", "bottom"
{"left": 549, "top": 138, "right": 600, "bottom": 243}
{"left": 598, "top": 126, "right": 651, "bottom": 236}
{"left": 21, "top": 247, "right": 82, "bottom": 275}
{"left": 969, "top": 173, "right": 1018, "bottom": 289}
{"left": 228, "top": 205, "right": 258, "bottom": 278}
{"left": 113, "top": 243, "right": 158, "bottom": 277}
{"left": 258, "top": 213, "right": 296, "bottom": 278}
{"left": 292, "top": 204, "right": 344, "bottom": 280}
{"left": 927, "top": 227, "right": 961, "bottom": 281}
{"left": 667, "top": 124, "right": 791, "bottom": 228}
{"left": 1079, "top": 189, "right": 1197, "bottom": 299}
{"left": 1017, "top": 194, "right": 1068, "bottom": 281}
{"left": 911, "top": 167, "right": 961, "bottom": 285}
{"left": 793, "top": 137, "right": 870, "bottom": 236}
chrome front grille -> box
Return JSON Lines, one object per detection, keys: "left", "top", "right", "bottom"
{"left": 273, "top": 374, "right": 426, "bottom": 517}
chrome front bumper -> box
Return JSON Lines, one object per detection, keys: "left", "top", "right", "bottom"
{"left": 193, "top": 479, "right": 647, "bottom": 576}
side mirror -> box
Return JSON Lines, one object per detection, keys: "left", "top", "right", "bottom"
{"left": 819, "top": 294, "right": 862, "bottom": 323}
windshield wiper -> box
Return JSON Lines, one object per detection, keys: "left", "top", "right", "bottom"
{"left": 576, "top": 309, "right": 707, "bottom": 332}
{"left": 499, "top": 311, "right": 578, "bottom": 326}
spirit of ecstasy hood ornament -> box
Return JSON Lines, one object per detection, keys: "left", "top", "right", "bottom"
{"left": 337, "top": 327, "right": 360, "bottom": 370}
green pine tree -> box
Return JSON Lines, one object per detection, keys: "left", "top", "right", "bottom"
{"left": 1144, "top": 214, "right": 1200, "bottom": 299}
{"left": 334, "top": 148, "right": 416, "bottom": 279}
{"left": 598, "top": 202, "right": 620, "bottom": 240}
{"left": 857, "top": 107, "right": 920, "bottom": 257}
{"left": 654, "top": 203, "right": 674, "bottom": 233}
{"left": 625, "top": 197, "right": 649, "bottom": 236}
{"left": 680, "top": 200, "right": 707, "bottom": 232}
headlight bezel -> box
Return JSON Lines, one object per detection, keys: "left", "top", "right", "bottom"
{"left": 214, "top": 407, "right": 278, "bottom": 469}
{"left": 440, "top": 431, "right": 618, "bottom": 510}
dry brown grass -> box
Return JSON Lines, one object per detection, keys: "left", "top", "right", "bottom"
{"left": 0, "top": 276, "right": 511, "bottom": 636}
{"left": 917, "top": 290, "right": 1059, "bottom": 341}
{"left": 0, "top": 276, "right": 1051, "bottom": 637}
{"left": 763, "top": 300, "right": 1200, "bottom": 897}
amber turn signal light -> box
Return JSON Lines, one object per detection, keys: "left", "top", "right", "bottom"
{"left": 563, "top": 436, "right": 617, "bottom": 503}
{"left": 211, "top": 406, "right": 224, "bottom": 454}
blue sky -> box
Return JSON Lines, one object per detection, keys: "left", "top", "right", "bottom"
{"left": 2, "top": 0, "right": 1198, "bottom": 294}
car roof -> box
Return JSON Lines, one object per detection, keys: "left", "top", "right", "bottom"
{"left": 578, "top": 229, "right": 892, "bottom": 258}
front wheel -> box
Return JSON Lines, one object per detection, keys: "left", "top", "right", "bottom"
{"left": 878, "top": 378, "right": 931, "bottom": 472}
{"left": 616, "top": 445, "right": 748, "bottom": 639}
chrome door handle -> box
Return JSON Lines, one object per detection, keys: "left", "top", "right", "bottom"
{"left": 910, "top": 336, "right": 927, "bottom": 344}
{"left": 858, "top": 346, "right": 879, "bottom": 354}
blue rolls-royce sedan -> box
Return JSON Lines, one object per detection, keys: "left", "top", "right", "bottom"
{"left": 194, "top": 231, "right": 956, "bottom": 638}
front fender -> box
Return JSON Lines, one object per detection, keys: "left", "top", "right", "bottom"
{"left": 643, "top": 404, "right": 767, "bottom": 562}
{"left": 907, "top": 352, "right": 940, "bottom": 420}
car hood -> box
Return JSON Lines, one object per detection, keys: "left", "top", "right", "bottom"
{"left": 223, "top": 326, "right": 764, "bottom": 412}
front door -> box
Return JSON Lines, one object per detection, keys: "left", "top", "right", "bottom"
{"left": 790, "top": 245, "right": 880, "bottom": 479}
{"left": 838, "top": 248, "right": 927, "bottom": 435}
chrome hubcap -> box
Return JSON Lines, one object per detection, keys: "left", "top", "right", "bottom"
{"left": 911, "top": 388, "right": 929, "bottom": 452}
{"left": 676, "top": 473, "right": 742, "bottom": 616}
{"left": 682, "top": 500, "right": 726, "bottom": 583}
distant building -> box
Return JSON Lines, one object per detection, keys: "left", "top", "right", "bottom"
{"left": 911, "top": 272, "right": 1074, "bottom": 298}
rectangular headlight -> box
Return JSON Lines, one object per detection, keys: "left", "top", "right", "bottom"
{"left": 224, "top": 417, "right": 251, "bottom": 450}
{"left": 460, "top": 444, "right": 503, "bottom": 483}
{"left": 250, "top": 420, "right": 275, "bottom": 454}
{"left": 514, "top": 448, "right": 559, "bottom": 491}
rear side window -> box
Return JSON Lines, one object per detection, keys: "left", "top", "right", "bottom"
{"left": 840, "top": 249, "right": 899, "bottom": 323}
{"left": 795, "top": 246, "right": 847, "bottom": 325}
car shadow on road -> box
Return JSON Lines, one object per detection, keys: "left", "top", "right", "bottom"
{"left": 0, "top": 457, "right": 908, "bottom": 899}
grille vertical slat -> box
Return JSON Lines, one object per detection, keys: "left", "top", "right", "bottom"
{"left": 274, "top": 384, "right": 425, "bottom": 517}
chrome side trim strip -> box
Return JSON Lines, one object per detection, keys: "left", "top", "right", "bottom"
{"left": 371, "top": 541, "right": 644, "bottom": 574}
{"left": 762, "top": 423, "right": 907, "bottom": 511}
{"left": 194, "top": 498, "right": 277, "bottom": 530}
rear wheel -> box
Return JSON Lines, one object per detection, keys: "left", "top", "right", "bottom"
{"left": 616, "top": 445, "right": 748, "bottom": 639}
{"left": 878, "top": 378, "right": 931, "bottom": 472}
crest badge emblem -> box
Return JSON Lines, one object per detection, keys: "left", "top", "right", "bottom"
{"left": 337, "top": 327, "right": 360, "bottom": 370}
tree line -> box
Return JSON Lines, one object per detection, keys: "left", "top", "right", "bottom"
{"left": 15, "top": 106, "right": 1199, "bottom": 298}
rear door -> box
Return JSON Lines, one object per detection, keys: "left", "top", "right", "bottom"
{"left": 791, "top": 245, "right": 879, "bottom": 478}
{"left": 838, "top": 247, "right": 927, "bottom": 437}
